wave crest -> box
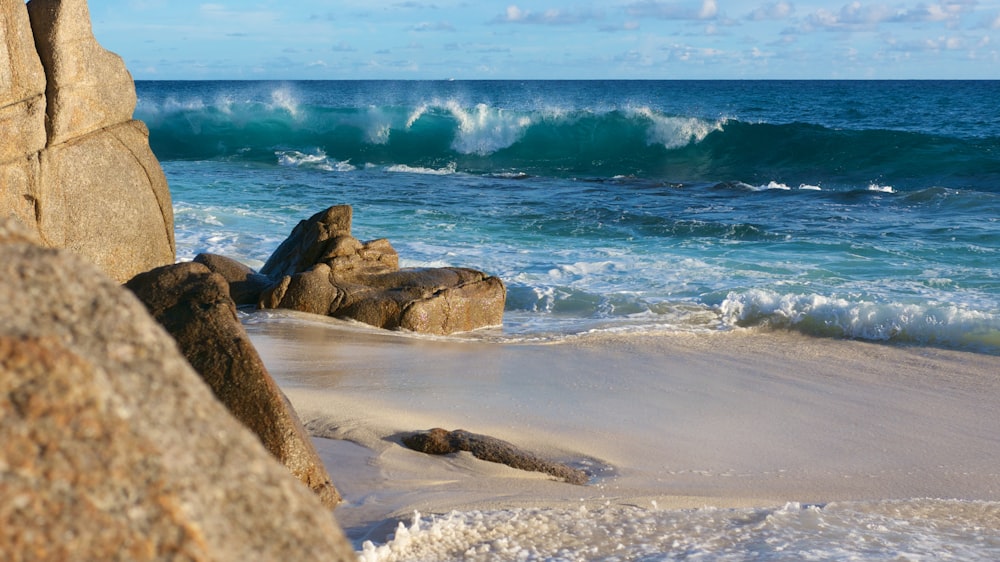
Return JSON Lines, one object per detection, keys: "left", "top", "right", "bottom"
{"left": 719, "top": 288, "right": 1000, "bottom": 350}
{"left": 137, "top": 85, "right": 1000, "bottom": 189}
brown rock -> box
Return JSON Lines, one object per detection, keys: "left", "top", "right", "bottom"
{"left": 263, "top": 264, "right": 342, "bottom": 316}
{"left": 194, "top": 253, "right": 273, "bottom": 306}
{"left": 256, "top": 204, "right": 506, "bottom": 335}
{"left": 0, "top": 0, "right": 46, "bottom": 114}
{"left": 1, "top": 0, "right": 47, "bottom": 234}
{"left": 0, "top": 154, "right": 42, "bottom": 232}
{"left": 37, "top": 120, "right": 174, "bottom": 281}
{"left": 403, "top": 428, "right": 589, "bottom": 485}
{"left": 126, "top": 262, "right": 342, "bottom": 509}
{"left": 0, "top": 224, "right": 354, "bottom": 561}
{"left": 0, "top": 90, "right": 46, "bottom": 162}
{"left": 1, "top": 0, "right": 175, "bottom": 283}
{"left": 26, "top": 0, "right": 137, "bottom": 145}
{"left": 260, "top": 205, "right": 357, "bottom": 279}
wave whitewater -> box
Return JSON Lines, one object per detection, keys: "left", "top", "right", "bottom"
{"left": 136, "top": 92, "right": 1000, "bottom": 190}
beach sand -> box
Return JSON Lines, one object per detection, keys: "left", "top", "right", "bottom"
{"left": 244, "top": 312, "right": 1000, "bottom": 544}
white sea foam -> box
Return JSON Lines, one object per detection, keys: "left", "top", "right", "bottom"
{"left": 386, "top": 162, "right": 458, "bottom": 175}
{"left": 358, "top": 501, "right": 1000, "bottom": 562}
{"left": 276, "top": 149, "right": 356, "bottom": 172}
{"left": 405, "top": 103, "right": 429, "bottom": 129}
{"left": 363, "top": 105, "right": 394, "bottom": 145}
{"left": 628, "top": 106, "right": 723, "bottom": 149}
{"left": 267, "top": 86, "right": 300, "bottom": 118}
{"left": 445, "top": 100, "right": 534, "bottom": 155}
{"left": 868, "top": 183, "right": 895, "bottom": 193}
{"left": 718, "top": 288, "right": 999, "bottom": 348}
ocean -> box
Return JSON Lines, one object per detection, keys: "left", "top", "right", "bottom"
{"left": 138, "top": 79, "right": 1000, "bottom": 351}
{"left": 136, "top": 80, "right": 1000, "bottom": 559}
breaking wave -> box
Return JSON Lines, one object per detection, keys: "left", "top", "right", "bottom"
{"left": 136, "top": 84, "right": 1000, "bottom": 189}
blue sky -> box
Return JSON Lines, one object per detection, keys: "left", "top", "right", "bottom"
{"left": 89, "top": 1, "right": 1000, "bottom": 79}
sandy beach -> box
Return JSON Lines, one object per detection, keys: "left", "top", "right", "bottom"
{"left": 243, "top": 311, "right": 1000, "bottom": 546}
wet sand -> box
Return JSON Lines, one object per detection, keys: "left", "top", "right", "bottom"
{"left": 244, "top": 312, "right": 1000, "bottom": 543}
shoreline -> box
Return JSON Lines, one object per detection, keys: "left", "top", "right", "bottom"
{"left": 244, "top": 312, "right": 1000, "bottom": 543}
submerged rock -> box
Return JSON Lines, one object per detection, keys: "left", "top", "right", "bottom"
{"left": 256, "top": 205, "right": 506, "bottom": 335}
{"left": 0, "top": 222, "right": 354, "bottom": 561}
{"left": 126, "top": 262, "right": 342, "bottom": 509}
{"left": 403, "top": 428, "right": 589, "bottom": 485}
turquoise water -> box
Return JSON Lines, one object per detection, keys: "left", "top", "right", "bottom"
{"left": 139, "top": 80, "right": 1000, "bottom": 352}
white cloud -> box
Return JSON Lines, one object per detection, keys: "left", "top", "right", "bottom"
{"left": 495, "top": 5, "right": 602, "bottom": 25}
{"left": 625, "top": 0, "right": 720, "bottom": 21}
{"left": 885, "top": 33, "right": 970, "bottom": 51}
{"left": 331, "top": 42, "right": 357, "bottom": 52}
{"left": 412, "top": 21, "right": 455, "bottom": 32}
{"left": 746, "top": 1, "right": 794, "bottom": 21}
{"left": 808, "top": 2, "right": 895, "bottom": 29}
{"left": 699, "top": 0, "right": 719, "bottom": 19}
{"left": 600, "top": 21, "right": 641, "bottom": 32}
{"left": 806, "top": 1, "right": 979, "bottom": 30}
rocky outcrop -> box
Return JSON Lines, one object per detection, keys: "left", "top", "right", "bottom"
{"left": 126, "top": 262, "right": 342, "bottom": 509}
{"left": 194, "top": 253, "right": 274, "bottom": 306}
{"left": 0, "top": 0, "right": 174, "bottom": 283}
{"left": 255, "top": 205, "right": 507, "bottom": 335}
{"left": 0, "top": 221, "right": 355, "bottom": 561}
{"left": 403, "top": 428, "right": 589, "bottom": 485}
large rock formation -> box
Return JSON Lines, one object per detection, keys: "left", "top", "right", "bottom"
{"left": 126, "top": 262, "right": 342, "bottom": 509}
{"left": 0, "top": 0, "right": 174, "bottom": 282}
{"left": 0, "top": 221, "right": 355, "bottom": 561}
{"left": 252, "top": 205, "right": 507, "bottom": 335}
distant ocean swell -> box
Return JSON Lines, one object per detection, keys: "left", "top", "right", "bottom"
{"left": 137, "top": 98, "right": 1000, "bottom": 189}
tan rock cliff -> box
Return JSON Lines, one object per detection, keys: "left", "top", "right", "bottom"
{"left": 1, "top": 0, "right": 174, "bottom": 282}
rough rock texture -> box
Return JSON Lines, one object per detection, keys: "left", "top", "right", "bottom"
{"left": 26, "top": 0, "right": 136, "bottom": 145}
{"left": 1, "top": 0, "right": 47, "bottom": 229}
{"left": 257, "top": 205, "right": 507, "bottom": 335}
{"left": 194, "top": 253, "right": 274, "bottom": 306}
{"left": 0, "top": 222, "right": 355, "bottom": 562}
{"left": 403, "top": 428, "right": 589, "bottom": 485}
{"left": 125, "top": 262, "right": 342, "bottom": 509}
{"left": 0, "top": 0, "right": 174, "bottom": 282}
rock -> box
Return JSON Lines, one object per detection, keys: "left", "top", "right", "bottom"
{"left": 194, "top": 253, "right": 273, "bottom": 306}
{"left": 261, "top": 263, "right": 342, "bottom": 316}
{"left": 125, "top": 262, "right": 342, "bottom": 509}
{"left": 36, "top": 120, "right": 175, "bottom": 281}
{"left": 403, "top": 428, "right": 589, "bottom": 485}
{"left": 0, "top": 0, "right": 175, "bottom": 283}
{"left": 1, "top": 0, "right": 47, "bottom": 229}
{"left": 257, "top": 205, "right": 506, "bottom": 335}
{"left": 260, "top": 205, "right": 359, "bottom": 278}
{"left": 0, "top": 222, "right": 355, "bottom": 561}
{"left": 26, "top": 0, "right": 137, "bottom": 145}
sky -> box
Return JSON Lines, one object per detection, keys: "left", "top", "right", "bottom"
{"left": 88, "top": 1, "right": 1000, "bottom": 79}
